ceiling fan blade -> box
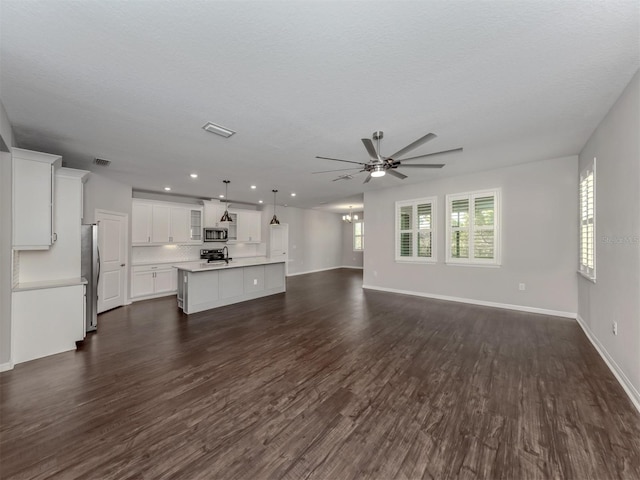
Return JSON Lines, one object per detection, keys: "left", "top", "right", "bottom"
{"left": 332, "top": 174, "right": 354, "bottom": 181}
{"left": 396, "top": 163, "right": 445, "bottom": 168}
{"left": 387, "top": 169, "right": 407, "bottom": 179}
{"left": 312, "top": 167, "right": 362, "bottom": 174}
{"left": 389, "top": 133, "right": 437, "bottom": 159}
{"left": 363, "top": 174, "right": 372, "bottom": 184}
{"left": 399, "top": 147, "right": 463, "bottom": 162}
{"left": 315, "top": 155, "right": 366, "bottom": 166}
{"left": 361, "top": 138, "right": 379, "bottom": 160}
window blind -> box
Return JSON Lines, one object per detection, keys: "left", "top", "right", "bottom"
{"left": 579, "top": 163, "right": 595, "bottom": 279}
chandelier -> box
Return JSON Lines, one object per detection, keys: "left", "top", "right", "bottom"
{"left": 342, "top": 206, "right": 359, "bottom": 223}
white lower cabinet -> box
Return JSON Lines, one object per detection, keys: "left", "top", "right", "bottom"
{"left": 131, "top": 264, "right": 177, "bottom": 300}
{"left": 12, "top": 284, "right": 85, "bottom": 364}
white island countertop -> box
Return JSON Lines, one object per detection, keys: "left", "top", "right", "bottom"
{"left": 173, "top": 256, "right": 285, "bottom": 273}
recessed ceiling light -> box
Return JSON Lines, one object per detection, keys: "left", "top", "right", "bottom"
{"left": 164, "top": 187, "right": 171, "bottom": 191}
{"left": 258, "top": 200, "right": 263, "bottom": 204}
{"left": 219, "top": 194, "right": 224, "bottom": 198}
{"left": 291, "top": 193, "right": 296, "bottom": 197}
{"left": 190, "top": 173, "right": 198, "bottom": 179}
{"left": 202, "top": 121, "right": 236, "bottom": 138}
{"left": 250, "top": 185, "right": 256, "bottom": 189}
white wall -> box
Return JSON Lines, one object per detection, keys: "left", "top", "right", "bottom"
{"left": 0, "top": 100, "right": 15, "bottom": 368}
{"left": 261, "top": 205, "right": 343, "bottom": 275}
{"left": 363, "top": 156, "right": 578, "bottom": 315}
{"left": 83, "top": 173, "right": 132, "bottom": 224}
{"left": 577, "top": 70, "right": 640, "bottom": 407}
{"left": 342, "top": 212, "right": 364, "bottom": 268}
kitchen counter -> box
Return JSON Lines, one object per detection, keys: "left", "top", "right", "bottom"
{"left": 173, "top": 256, "right": 284, "bottom": 273}
{"left": 175, "top": 258, "right": 286, "bottom": 314}
{"left": 13, "top": 276, "right": 87, "bottom": 292}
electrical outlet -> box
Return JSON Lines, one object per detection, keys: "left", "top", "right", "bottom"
{"left": 519, "top": 283, "right": 526, "bottom": 291}
{"left": 253, "top": 279, "right": 258, "bottom": 285}
{"left": 612, "top": 321, "right": 618, "bottom": 335}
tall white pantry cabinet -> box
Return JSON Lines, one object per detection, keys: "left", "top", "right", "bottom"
{"left": 11, "top": 148, "right": 89, "bottom": 366}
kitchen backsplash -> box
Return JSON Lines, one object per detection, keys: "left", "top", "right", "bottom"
{"left": 132, "top": 243, "right": 267, "bottom": 265}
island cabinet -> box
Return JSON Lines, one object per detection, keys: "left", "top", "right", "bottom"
{"left": 175, "top": 259, "right": 285, "bottom": 314}
{"left": 132, "top": 199, "right": 202, "bottom": 245}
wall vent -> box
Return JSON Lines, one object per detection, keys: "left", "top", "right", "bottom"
{"left": 94, "top": 158, "right": 111, "bottom": 167}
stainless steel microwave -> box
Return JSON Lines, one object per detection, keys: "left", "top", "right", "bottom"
{"left": 203, "top": 227, "right": 228, "bottom": 242}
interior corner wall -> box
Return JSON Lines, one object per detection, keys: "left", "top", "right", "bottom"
{"left": 83, "top": 173, "right": 133, "bottom": 224}
{"left": 578, "top": 69, "right": 640, "bottom": 406}
{"left": 0, "top": 100, "right": 15, "bottom": 367}
{"left": 261, "top": 205, "right": 343, "bottom": 275}
{"left": 342, "top": 212, "right": 364, "bottom": 268}
{"left": 363, "top": 155, "right": 578, "bottom": 314}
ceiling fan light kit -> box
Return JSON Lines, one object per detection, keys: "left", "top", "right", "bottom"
{"left": 371, "top": 165, "right": 386, "bottom": 177}
{"left": 314, "top": 131, "right": 462, "bottom": 183}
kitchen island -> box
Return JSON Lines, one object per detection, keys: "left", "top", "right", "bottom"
{"left": 173, "top": 257, "right": 286, "bottom": 314}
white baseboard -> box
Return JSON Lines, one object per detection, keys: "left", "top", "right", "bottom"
{"left": 287, "top": 266, "right": 341, "bottom": 277}
{"left": 130, "top": 291, "right": 177, "bottom": 303}
{"left": 0, "top": 360, "right": 14, "bottom": 372}
{"left": 361, "top": 284, "right": 577, "bottom": 319}
{"left": 576, "top": 315, "right": 640, "bottom": 414}
{"left": 340, "top": 266, "right": 363, "bottom": 270}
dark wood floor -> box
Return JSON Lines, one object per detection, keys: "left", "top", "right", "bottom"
{"left": 1, "top": 269, "right": 639, "bottom": 479}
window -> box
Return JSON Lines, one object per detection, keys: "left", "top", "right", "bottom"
{"left": 579, "top": 160, "right": 596, "bottom": 281}
{"left": 446, "top": 189, "right": 500, "bottom": 265}
{"left": 353, "top": 220, "right": 364, "bottom": 251}
{"left": 395, "top": 197, "right": 436, "bottom": 262}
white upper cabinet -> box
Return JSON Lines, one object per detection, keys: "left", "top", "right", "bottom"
{"left": 12, "top": 148, "right": 62, "bottom": 250}
{"left": 131, "top": 202, "right": 152, "bottom": 244}
{"left": 132, "top": 199, "right": 203, "bottom": 246}
{"left": 237, "top": 210, "right": 262, "bottom": 243}
{"left": 203, "top": 200, "right": 226, "bottom": 227}
{"left": 229, "top": 209, "right": 262, "bottom": 243}
{"left": 169, "top": 206, "right": 190, "bottom": 243}
{"left": 151, "top": 204, "right": 170, "bottom": 243}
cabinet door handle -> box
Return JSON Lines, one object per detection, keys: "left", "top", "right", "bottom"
{"left": 148, "top": 236, "right": 150, "bottom": 243}
{"left": 120, "top": 263, "right": 126, "bottom": 267}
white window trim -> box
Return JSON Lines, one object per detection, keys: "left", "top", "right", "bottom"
{"left": 353, "top": 220, "right": 364, "bottom": 252}
{"left": 445, "top": 188, "right": 501, "bottom": 266}
{"left": 578, "top": 158, "right": 596, "bottom": 282}
{"left": 395, "top": 196, "right": 437, "bottom": 263}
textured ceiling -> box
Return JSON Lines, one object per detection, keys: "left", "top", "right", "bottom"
{"left": 1, "top": 1, "right": 638, "bottom": 213}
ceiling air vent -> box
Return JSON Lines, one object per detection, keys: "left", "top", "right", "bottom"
{"left": 94, "top": 158, "right": 111, "bottom": 167}
{"left": 202, "top": 122, "right": 236, "bottom": 138}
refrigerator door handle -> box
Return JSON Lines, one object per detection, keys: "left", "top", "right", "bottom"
{"left": 96, "top": 245, "right": 101, "bottom": 300}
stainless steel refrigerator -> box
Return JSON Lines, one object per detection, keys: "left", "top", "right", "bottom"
{"left": 81, "top": 224, "right": 99, "bottom": 332}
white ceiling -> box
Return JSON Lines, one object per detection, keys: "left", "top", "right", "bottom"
{"left": 1, "top": 1, "right": 638, "bottom": 213}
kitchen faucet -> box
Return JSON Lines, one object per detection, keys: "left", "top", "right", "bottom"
{"left": 222, "top": 246, "right": 229, "bottom": 264}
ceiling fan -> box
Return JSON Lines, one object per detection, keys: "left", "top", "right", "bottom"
{"left": 313, "top": 131, "right": 463, "bottom": 183}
